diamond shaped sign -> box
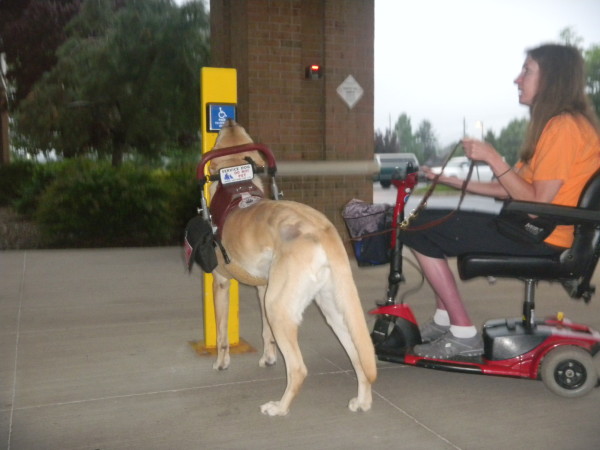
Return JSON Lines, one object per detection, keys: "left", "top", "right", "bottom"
{"left": 336, "top": 75, "right": 364, "bottom": 109}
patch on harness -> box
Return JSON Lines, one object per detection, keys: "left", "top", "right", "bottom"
{"left": 210, "top": 162, "right": 265, "bottom": 238}
{"left": 238, "top": 192, "right": 262, "bottom": 208}
{"left": 220, "top": 164, "right": 254, "bottom": 184}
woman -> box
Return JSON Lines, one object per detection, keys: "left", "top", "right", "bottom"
{"left": 402, "top": 43, "right": 600, "bottom": 359}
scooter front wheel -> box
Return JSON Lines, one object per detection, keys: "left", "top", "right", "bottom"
{"left": 540, "top": 346, "right": 597, "bottom": 398}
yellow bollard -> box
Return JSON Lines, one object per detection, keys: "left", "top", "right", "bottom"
{"left": 191, "top": 67, "right": 248, "bottom": 355}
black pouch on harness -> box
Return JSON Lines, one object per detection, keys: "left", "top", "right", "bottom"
{"left": 184, "top": 215, "right": 218, "bottom": 272}
{"left": 494, "top": 209, "right": 556, "bottom": 244}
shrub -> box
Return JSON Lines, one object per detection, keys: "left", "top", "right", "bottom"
{"left": 36, "top": 160, "right": 175, "bottom": 247}
{"left": 0, "top": 160, "right": 35, "bottom": 206}
{"left": 160, "top": 162, "right": 202, "bottom": 242}
{"left": 13, "top": 160, "right": 68, "bottom": 216}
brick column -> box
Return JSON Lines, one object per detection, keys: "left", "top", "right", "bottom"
{"left": 210, "top": 0, "right": 374, "bottom": 239}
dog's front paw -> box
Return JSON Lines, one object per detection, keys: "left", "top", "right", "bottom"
{"left": 260, "top": 401, "right": 289, "bottom": 416}
{"left": 348, "top": 396, "right": 372, "bottom": 412}
{"left": 212, "top": 354, "right": 230, "bottom": 371}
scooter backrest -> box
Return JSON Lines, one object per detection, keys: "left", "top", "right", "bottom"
{"left": 560, "top": 168, "right": 600, "bottom": 275}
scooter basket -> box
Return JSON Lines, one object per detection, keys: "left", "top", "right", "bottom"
{"left": 343, "top": 199, "right": 393, "bottom": 266}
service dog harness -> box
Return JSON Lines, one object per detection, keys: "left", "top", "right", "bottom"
{"left": 185, "top": 144, "right": 281, "bottom": 285}
{"left": 208, "top": 161, "right": 265, "bottom": 239}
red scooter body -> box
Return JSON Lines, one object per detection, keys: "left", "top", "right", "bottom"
{"left": 368, "top": 165, "right": 600, "bottom": 397}
{"left": 370, "top": 302, "right": 600, "bottom": 381}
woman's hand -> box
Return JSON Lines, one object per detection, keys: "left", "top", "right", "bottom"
{"left": 420, "top": 165, "right": 437, "bottom": 182}
{"left": 461, "top": 138, "right": 561, "bottom": 203}
{"left": 421, "top": 165, "right": 464, "bottom": 189}
{"left": 461, "top": 138, "right": 497, "bottom": 164}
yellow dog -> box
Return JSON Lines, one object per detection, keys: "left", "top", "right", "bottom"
{"left": 204, "top": 120, "right": 376, "bottom": 416}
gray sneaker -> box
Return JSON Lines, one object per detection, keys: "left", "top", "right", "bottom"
{"left": 413, "top": 333, "right": 483, "bottom": 359}
{"left": 419, "top": 320, "right": 450, "bottom": 343}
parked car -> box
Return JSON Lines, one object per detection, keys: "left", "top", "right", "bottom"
{"left": 430, "top": 156, "right": 495, "bottom": 181}
{"left": 374, "top": 153, "right": 420, "bottom": 188}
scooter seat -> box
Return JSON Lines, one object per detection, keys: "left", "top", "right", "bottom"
{"left": 458, "top": 253, "right": 565, "bottom": 280}
{"left": 458, "top": 168, "right": 600, "bottom": 302}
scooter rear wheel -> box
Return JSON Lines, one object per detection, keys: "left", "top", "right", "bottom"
{"left": 540, "top": 346, "right": 597, "bottom": 398}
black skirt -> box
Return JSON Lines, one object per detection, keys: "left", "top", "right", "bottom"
{"left": 399, "top": 208, "right": 563, "bottom": 259}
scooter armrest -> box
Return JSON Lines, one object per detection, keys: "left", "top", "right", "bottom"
{"left": 504, "top": 200, "right": 600, "bottom": 225}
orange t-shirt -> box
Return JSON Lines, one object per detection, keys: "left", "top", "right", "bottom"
{"left": 515, "top": 114, "right": 600, "bottom": 248}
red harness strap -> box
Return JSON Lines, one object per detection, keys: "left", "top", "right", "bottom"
{"left": 209, "top": 179, "right": 264, "bottom": 239}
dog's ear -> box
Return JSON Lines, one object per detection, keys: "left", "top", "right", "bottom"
{"left": 210, "top": 120, "right": 266, "bottom": 174}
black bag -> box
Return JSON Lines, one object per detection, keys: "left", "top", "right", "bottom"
{"left": 184, "top": 215, "right": 218, "bottom": 272}
{"left": 494, "top": 209, "right": 556, "bottom": 244}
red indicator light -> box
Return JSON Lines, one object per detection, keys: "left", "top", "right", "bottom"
{"left": 305, "top": 64, "right": 323, "bottom": 80}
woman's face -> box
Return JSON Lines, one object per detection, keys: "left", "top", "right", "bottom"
{"left": 514, "top": 56, "right": 540, "bottom": 106}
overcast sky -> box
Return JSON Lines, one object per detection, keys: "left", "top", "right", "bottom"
{"left": 375, "top": 0, "right": 600, "bottom": 145}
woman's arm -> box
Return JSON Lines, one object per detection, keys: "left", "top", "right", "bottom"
{"left": 421, "top": 166, "right": 509, "bottom": 198}
{"left": 461, "top": 138, "right": 563, "bottom": 203}
{"left": 496, "top": 170, "right": 563, "bottom": 202}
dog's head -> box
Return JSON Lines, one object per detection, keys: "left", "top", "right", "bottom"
{"left": 209, "top": 120, "right": 266, "bottom": 175}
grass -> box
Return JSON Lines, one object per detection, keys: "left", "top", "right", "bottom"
{"left": 414, "top": 183, "right": 460, "bottom": 195}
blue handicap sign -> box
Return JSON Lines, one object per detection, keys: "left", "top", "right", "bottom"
{"left": 208, "top": 104, "right": 237, "bottom": 132}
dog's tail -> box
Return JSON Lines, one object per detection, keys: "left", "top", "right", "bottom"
{"left": 324, "top": 229, "right": 377, "bottom": 384}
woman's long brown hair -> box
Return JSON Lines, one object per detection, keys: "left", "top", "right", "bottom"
{"left": 521, "top": 44, "right": 600, "bottom": 163}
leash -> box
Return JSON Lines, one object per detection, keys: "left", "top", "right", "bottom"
{"left": 399, "top": 141, "right": 474, "bottom": 232}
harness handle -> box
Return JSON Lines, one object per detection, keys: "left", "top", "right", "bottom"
{"left": 203, "top": 165, "right": 267, "bottom": 182}
{"left": 196, "top": 143, "right": 278, "bottom": 186}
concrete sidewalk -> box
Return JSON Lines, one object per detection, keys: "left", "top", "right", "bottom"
{"left": 1, "top": 246, "right": 600, "bottom": 449}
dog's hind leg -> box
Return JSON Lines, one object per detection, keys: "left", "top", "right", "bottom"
{"left": 257, "top": 285, "right": 277, "bottom": 367}
{"left": 212, "top": 272, "right": 231, "bottom": 370}
{"left": 315, "top": 284, "right": 374, "bottom": 413}
{"left": 259, "top": 267, "right": 312, "bottom": 416}
{"left": 259, "top": 314, "right": 306, "bottom": 416}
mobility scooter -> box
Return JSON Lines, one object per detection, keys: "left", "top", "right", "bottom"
{"left": 349, "top": 163, "right": 600, "bottom": 397}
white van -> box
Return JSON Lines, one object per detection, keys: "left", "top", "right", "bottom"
{"left": 374, "top": 153, "right": 419, "bottom": 188}
{"left": 430, "top": 156, "right": 495, "bottom": 181}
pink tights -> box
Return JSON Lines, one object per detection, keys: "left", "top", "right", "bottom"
{"left": 413, "top": 250, "right": 473, "bottom": 327}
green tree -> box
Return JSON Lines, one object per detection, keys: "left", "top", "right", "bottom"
{"left": 558, "top": 26, "right": 599, "bottom": 117}
{"left": 394, "top": 113, "right": 416, "bottom": 155}
{"left": 0, "top": 0, "right": 82, "bottom": 106}
{"left": 559, "top": 27, "right": 584, "bottom": 49}
{"left": 585, "top": 44, "right": 600, "bottom": 117}
{"left": 14, "top": 0, "right": 210, "bottom": 166}
{"left": 374, "top": 128, "right": 399, "bottom": 153}
{"left": 389, "top": 114, "right": 440, "bottom": 164}
{"left": 495, "top": 118, "right": 528, "bottom": 165}
{"left": 414, "top": 120, "right": 438, "bottom": 164}
{"left": 484, "top": 130, "right": 497, "bottom": 149}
